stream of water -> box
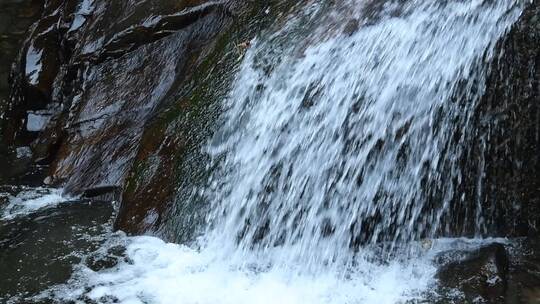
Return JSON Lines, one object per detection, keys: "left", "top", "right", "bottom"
{"left": 1, "top": 0, "right": 526, "bottom": 303}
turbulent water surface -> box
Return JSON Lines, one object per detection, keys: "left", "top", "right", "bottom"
{"left": 1, "top": 0, "right": 529, "bottom": 303}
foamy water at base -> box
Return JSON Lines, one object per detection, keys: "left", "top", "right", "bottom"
{"left": 43, "top": 235, "right": 507, "bottom": 304}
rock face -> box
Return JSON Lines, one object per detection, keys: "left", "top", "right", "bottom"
{"left": 440, "top": 1, "right": 540, "bottom": 238}
{"left": 0, "top": 0, "right": 237, "bottom": 215}
{"left": 0, "top": 0, "right": 44, "bottom": 183}
{"left": 50, "top": 2, "right": 230, "bottom": 195}
{"left": 0, "top": 0, "right": 43, "bottom": 117}
{"left": 0, "top": 0, "right": 298, "bottom": 238}
{"left": 475, "top": 2, "right": 540, "bottom": 237}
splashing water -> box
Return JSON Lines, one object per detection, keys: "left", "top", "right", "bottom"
{"left": 45, "top": 0, "right": 524, "bottom": 303}
{"left": 1, "top": 187, "right": 68, "bottom": 220}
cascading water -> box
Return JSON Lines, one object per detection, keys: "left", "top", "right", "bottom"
{"left": 203, "top": 0, "right": 522, "bottom": 266}
{"left": 41, "top": 0, "right": 525, "bottom": 303}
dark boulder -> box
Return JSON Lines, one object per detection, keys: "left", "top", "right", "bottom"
{"left": 435, "top": 239, "right": 540, "bottom": 304}
{"left": 437, "top": 243, "right": 510, "bottom": 303}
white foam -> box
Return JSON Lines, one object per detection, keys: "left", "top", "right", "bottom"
{"left": 49, "top": 235, "right": 441, "bottom": 304}
{"left": 45, "top": 235, "right": 512, "bottom": 304}
{"left": 1, "top": 188, "right": 69, "bottom": 220}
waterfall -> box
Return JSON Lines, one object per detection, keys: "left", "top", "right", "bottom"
{"left": 203, "top": 0, "right": 522, "bottom": 266}
{"left": 43, "top": 0, "right": 525, "bottom": 303}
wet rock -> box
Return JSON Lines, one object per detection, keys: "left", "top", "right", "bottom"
{"left": 437, "top": 243, "right": 509, "bottom": 303}
{"left": 115, "top": 1, "right": 298, "bottom": 237}
{"left": 440, "top": 1, "right": 540, "bottom": 238}
{"left": 1, "top": 0, "right": 232, "bottom": 169}
{"left": 0, "top": 0, "right": 43, "bottom": 122}
{"left": 0, "top": 0, "right": 236, "bottom": 198}
{"left": 76, "top": 1, "right": 229, "bottom": 64}
{"left": 52, "top": 1, "right": 231, "bottom": 197}
{"left": 2, "top": 0, "right": 69, "bottom": 145}
{"left": 435, "top": 239, "right": 540, "bottom": 304}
